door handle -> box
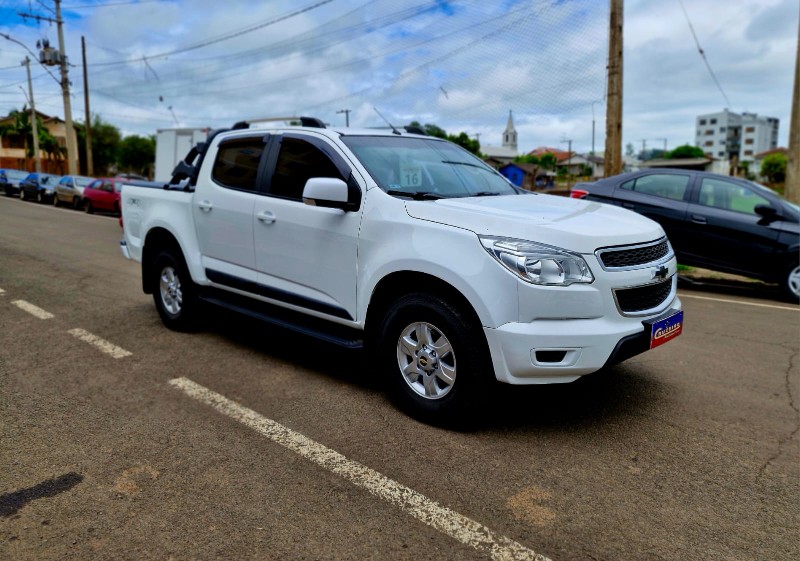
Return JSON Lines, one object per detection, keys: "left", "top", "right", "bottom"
{"left": 690, "top": 214, "right": 707, "bottom": 224}
{"left": 256, "top": 210, "right": 276, "bottom": 224}
{"left": 197, "top": 200, "right": 213, "bottom": 212}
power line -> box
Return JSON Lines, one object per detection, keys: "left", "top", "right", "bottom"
{"left": 676, "top": 0, "right": 731, "bottom": 108}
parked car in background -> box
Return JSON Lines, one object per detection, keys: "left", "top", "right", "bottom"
{"left": 82, "top": 177, "right": 123, "bottom": 215}
{"left": 570, "top": 168, "right": 800, "bottom": 301}
{"left": 19, "top": 172, "right": 61, "bottom": 203}
{"left": 54, "top": 175, "right": 95, "bottom": 209}
{"left": 0, "top": 169, "right": 29, "bottom": 197}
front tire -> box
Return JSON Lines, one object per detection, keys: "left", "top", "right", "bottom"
{"left": 378, "top": 292, "right": 491, "bottom": 425}
{"left": 152, "top": 249, "right": 200, "bottom": 331}
{"left": 19, "top": 189, "right": 26, "bottom": 201}
{"left": 84, "top": 200, "right": 94, "bottom": 214}
{"left": 53, "top": 193, "right": 61, "bottom": 207}
{"left": 781, "top": 261, "right": 800, "bottom": 303}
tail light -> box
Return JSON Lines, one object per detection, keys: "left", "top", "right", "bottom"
{"left": 570, "top": 189, "right": 589, "bottom": 199}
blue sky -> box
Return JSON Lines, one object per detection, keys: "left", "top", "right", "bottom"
{"left": 0, "top": 0, "right": 797, "bottom": 155}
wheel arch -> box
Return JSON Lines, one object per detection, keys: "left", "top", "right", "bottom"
{"left": 364, "top": 271, "right": 488, "bottom": 353}
{"left": 142, "top": 227, "right": 185, "bottom": 294}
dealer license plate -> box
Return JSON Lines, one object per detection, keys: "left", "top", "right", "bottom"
{"left": 649, "top": 310, "right": 683, "bottom": 349}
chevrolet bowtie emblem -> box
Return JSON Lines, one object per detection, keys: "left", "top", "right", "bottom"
{"left": 652, "top": 265, "right": 669, "bottom": 280}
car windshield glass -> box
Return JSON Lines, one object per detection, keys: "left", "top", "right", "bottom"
{"left": 341, "top": 135, "right": 517, "bottom": 198}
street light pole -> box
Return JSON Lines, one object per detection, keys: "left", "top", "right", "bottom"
{"left": 21, "top": 57, "right": 42, "bottom": 173}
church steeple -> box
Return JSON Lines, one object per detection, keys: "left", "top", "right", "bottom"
{"left": 502, "top": 110, "right": 517, "bottom": 152}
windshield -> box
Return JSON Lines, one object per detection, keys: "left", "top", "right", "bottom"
{"left": 341, "top": 135, "right": 517, "bottom": 198}
{"left": 4, "top": 170, "right": 28, "bottom": 181}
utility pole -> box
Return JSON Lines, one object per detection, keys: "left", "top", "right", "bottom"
{"left": 604, "top": 0, "right": 623, "bottom": 177}
{"left": 22, "top": 57, "right": 42, "bottom": 173}
{"left": 591, "top": 101, "right": 600, "bottom": 156}
{"left": 81, "top": 35, "right": 93, "bottom": 176}
{"left": 20, "top": 0, "right": 77, "bottom": 175}
{"left": 786, "top": 11, "right": 799, "bottom": 204}
{"left": 561, "top": 137, "right": 573, "bottom": 187}
{"left": 337, "top": 108, "right": 351, "bottom": 127}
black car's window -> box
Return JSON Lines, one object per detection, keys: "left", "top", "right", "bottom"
{"left": 620, "top": 174, "right": 689, "bottom": 201}
{"left": 697, "top": 178, "right": 769, "bottom": 215}
{"left": 212, "top": 137, "right": 265, "bottom": 192}
{"left": 268, "top": 137, "right": 343, "bottom": 201}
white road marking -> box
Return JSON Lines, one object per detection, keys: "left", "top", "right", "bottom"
{"left": 681, "top": 293, "right": 799, "bottom": 312}
{"left": 0, "top": 287, "right": 5, "bottom": 295}
{"left": 68, "top": 328, "right": 132, "bottom": 359}
{"left": 11, "top": 300, "right": 54, "bottom": 319}
{"left": 169, "top": 377, "right": 550, "bottom": 561}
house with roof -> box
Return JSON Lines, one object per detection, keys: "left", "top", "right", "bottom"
{"left": 0, "top": 109, "right": 77, "bottom": 173}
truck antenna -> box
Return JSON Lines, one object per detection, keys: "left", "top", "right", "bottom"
{"left": 373, "top": 107, "right": 401, "bottom": 135}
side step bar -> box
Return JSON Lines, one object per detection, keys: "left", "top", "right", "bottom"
{"left": 198, "top": 287, "right": 364, "bottom": 349}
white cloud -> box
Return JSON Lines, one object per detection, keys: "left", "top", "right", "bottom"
{"left": 0, "top": 0, "right": 796, "bottom": 155}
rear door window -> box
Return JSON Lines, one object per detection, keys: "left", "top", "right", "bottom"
{"left": 619, "top": 174, "right": 690, "bottom": 201}
{"left": 211, "top": 137, "right": 265, "bottom": 192}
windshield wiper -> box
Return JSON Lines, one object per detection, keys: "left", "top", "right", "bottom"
{"left": 440, "top": 160, "right": 486, "bottom": 169}
{"left": 385, "top": 189, "right": 445, "bottom": 200}
{"left": 471, "top": 191, "right": 504, "bottom": 197}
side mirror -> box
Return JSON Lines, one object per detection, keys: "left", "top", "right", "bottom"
{"left": 754, "top": 204, "right": 780, "bottom": 221}
{"left": 303, "top": 177, "right": 358, "bottom": 211}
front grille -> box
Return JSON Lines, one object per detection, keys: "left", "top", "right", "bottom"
{"left": 615, "top": 278, "right": 673, "bottom": 313}
{"left": 598, "top": 239, "right": 669, "bottom": 269}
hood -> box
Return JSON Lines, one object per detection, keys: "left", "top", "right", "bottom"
{"left": 405, "top": 193, "right": 666, "bottom": 254}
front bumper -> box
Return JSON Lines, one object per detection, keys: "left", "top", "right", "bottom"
{"left": 120, "top": 240, "right": 132, "bottom": 260}
{"left": 484, "top": 297, "right": 682, "bottom": 385}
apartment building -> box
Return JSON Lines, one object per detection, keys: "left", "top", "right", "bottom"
{"left": 695, "top": 109, "right": 779, "bottom": 164}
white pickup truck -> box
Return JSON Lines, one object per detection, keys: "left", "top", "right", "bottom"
{"left": 120, "top": 117, "right": 683, "bottom": 422}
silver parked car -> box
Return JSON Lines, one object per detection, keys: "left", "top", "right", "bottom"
{"left": 54, "top": 175, "right": 95, "bottom": 209}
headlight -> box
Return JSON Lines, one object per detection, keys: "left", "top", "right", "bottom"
{"left": 479, "top": 236, "right": 594, "bottom": 286}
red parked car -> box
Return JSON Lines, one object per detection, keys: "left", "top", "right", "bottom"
{"left": 83, "top": 177, "right": 123, "bottom": 215}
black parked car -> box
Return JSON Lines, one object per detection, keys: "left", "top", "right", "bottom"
{"left": 0, "top": 169, "right": 29, "bottom": 196}
{"left": 19, "top": 172, "right": 61, "bottom": 203}
{"left": 571, "top": 168, "right": 799, "bottom": 301}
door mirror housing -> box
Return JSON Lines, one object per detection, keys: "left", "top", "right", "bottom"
{"left": 303, "top": 176, "right": 360, "bottom": 211}
{"left": 754, "top": 203, "right": 780, "bottom": 221}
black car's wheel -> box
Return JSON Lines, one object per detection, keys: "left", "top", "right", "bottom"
{"left": 781, "top": 261, "right": 800, "bottom": 303}
{"left": 19, "top": 189, "right": 26, "bottom": 201}
{"left": 37, "top": 191, "right": 44, "bottom": 203}
{"left": 377, "top": 292, "right": 491, "bottom": 425}
{"left": 152, "top": 249, "right": 200, "bottom": 331}
{"left": 84, "top": 200, "right": 94, "bottom": 214}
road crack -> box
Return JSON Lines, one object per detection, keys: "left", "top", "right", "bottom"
{"left": 756, "top": 349, "right": 799, "bottom": 482}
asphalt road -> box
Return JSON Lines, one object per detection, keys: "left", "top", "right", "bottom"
{"left": 1, "top": 194, "right": 798, "bottom": 561}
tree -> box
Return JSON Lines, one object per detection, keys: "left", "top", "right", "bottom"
{"left": 407, "top": 121, "right": 481, "bottom": 155}
{"left": 625, "top": 142, "right": 635, "bottom": 156}
{"left": 760, "top": 152, "right": 787, "bottom": 183}
{"left": 75, "top": 115, "right": 121, "bottom": 176}
{"left": 117, "top": 134, "right": 156, "bottom": 178}
{"left": 666, "top": 144, "right": 705, "bottom": 159}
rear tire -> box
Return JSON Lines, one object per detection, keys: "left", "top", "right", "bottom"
{"left": 37, "top": 191, "right": 44, "bottom": 203}
{"left": 84, "top": 200, "right": 94, "bottom": 214}
{"left": 73, "top": 196, "right": 82, "bottom": 210}
{"left": 377, "top": 292, "right": 491, "bottom": 425}
{"left": 53, "top": 193, "right": 61, "bottom": 207}
{"left": 152, "top": 248, "right": 201, "bottom": 331}
{"left": 19, "top": 189, "right": 26, "bottom": 201}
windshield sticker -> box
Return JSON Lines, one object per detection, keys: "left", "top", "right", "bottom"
{"left": 400, "top": 166, "right": 422, "bottom": 188}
